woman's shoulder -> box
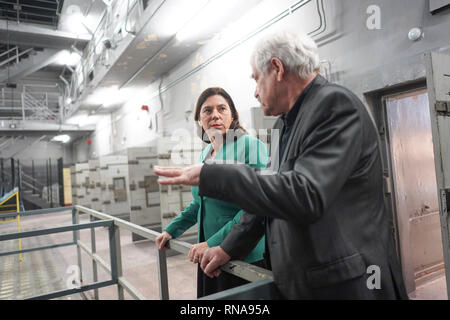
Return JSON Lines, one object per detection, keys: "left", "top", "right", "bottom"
{"left": 242, "top": 134, "right": 268, "bottom": 151}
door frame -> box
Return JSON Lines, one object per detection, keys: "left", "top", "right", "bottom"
{"left": 364, "top": 79, "right": 428, "bottom": 294}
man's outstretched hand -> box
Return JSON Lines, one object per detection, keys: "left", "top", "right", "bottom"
{"left": 200, "top": 246, "right": 231, "bottom": 278}
{"left": 153, "top": 163, "right": 204, "bottom": 186}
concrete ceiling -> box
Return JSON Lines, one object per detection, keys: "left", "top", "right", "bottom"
{"left": 1, "top": 0, "right": 264, "bottom": 121}
{"left": 65, "top": 0, "right": 264, "bottom": 115}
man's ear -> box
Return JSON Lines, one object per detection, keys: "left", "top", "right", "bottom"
{"left": 270, "top": 57, "right": 285, "bottom": 82}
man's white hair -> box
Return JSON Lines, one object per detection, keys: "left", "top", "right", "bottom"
{"left": 251, "top": 31, "right": 320, "bottom": 79}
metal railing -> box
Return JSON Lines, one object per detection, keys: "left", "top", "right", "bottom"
{"left": 0, "top": 205, "right": 274, "bottom": 300}
{"left": 0, "top": 47, "right": 34, "bottom": 68}
{"left": 21, "top": 91, "right": 57, "bottom": 121}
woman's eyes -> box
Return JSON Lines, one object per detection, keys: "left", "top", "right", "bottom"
{"left": 202, "top": 107, "right": 228, "bottom": 114}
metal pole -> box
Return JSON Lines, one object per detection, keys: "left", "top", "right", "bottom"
{"left": 58, "top": 158, "right": 64, "bottom": 207}
{"left": 157, "top": 249, "right": 169, "bottom": 300}
{"left": 0, "top": 158, "right": 3, "bottom": 197}
{"left": 17, "top": 159, "right": 21, "bottom": 191}
{"left": 49, "top": 158, "right": 53, "bottom": 207}
{"left": 11, "top": 158, "right": 15, "bottom": 188}
{"left": 72, "top": 207, "right": 83, "bottom": 287}
{"left": 90, "top": 215, "right": 99, "bottom": 300}
{"left": 108, "top": 223, "right": 124, "bottom": 299}
{"left": 46, "top": 159, "right": 49, "bottom": 202}
{"left": 1, "top": 158, "right": 4, "bottom": 182}
{"left": 32, "top": 160, "right": 35, "bottom": 194}
{"left": 21, "top": 92, "right": 25, "bottom": 121}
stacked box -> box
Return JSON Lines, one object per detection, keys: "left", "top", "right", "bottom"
{"left": 87, "top": 160, "right": 102, "bottom": 212}
{"left": 98, "top": 155, "right": 130, "bottom": 220}
{"left": 63, "top": 168, "right": 73, "bottom": 206}
{"left": 127, "top": 146, "right": 161, "bottom": 241}
{"left": 73, "top": 162, "right": 90, "bottom": 209}
{"left": 70, "top": 165, "right": 77, "bottom": 206}
{"left": 157, "top": 137, "right": 203, "bottom": 241}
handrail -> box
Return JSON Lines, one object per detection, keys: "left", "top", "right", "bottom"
{"left": 0, "top": 46, "right": 18, "bottom": 59}
{"left": 74, "top": 205, "right": 274, "bottom": 300}
{"left": 20, "top": 171, "right": 45, "bottom": 188}
{"left": 19, "top": 179, "right": 42, "bottom": 194}
{"left": 0, "top": 48, "right": 34, "bottom": 68}
{"left": 0, "top": 205, "right": 274, "bottom": 300}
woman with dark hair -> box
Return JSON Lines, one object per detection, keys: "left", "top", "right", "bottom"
{"left": 156, "top": 87, "right": 268, "bottom": 298}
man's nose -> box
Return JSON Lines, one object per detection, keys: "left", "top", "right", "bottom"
{"left": 254, "top": 88, "right": 259, "bottom": 99}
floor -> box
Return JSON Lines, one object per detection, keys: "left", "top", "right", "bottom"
{"left": 0, "top": 209, "right": 197, "bottom": 300}
{"left": 411, "top": 269, "right": 448, "bottom": 300}
{"left": 0, "top": 209, "right": 448, "bottom": 300}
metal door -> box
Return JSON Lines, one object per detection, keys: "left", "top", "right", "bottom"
{"left": 425, "top": 51, "right": 450, "bottom": 299}
{"left": 385, "top": 89, "right": 443, "bottom": 295}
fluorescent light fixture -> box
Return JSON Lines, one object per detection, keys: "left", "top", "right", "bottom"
{"left": 157, "top": 0, "right": 209, "bottom": 37}
{"left": 54, "top": 50, "right": 81, "bottom": 66}
{"left": 176, "top": 0, "right": 241, "bottom": 42}
{"left": 86, "top": 86, "right": 136, "bottom": 108}
{"left": 52, "top": 135, "right": 71, "bottom": 144}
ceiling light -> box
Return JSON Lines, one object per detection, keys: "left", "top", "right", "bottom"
{"left": 86, "top": 86, "right": 136, "bottom": 108}
{"left": 54, "top": 50, "right": 81, "bottom": 66}
{"left": 157, "top": 0, "right": 209, "bottom": 37}
{"left": 52, "top": 135, "right": 71, "bottom": 144}
{"left": 176, "top": 0, "right": 241, "bottom": 42}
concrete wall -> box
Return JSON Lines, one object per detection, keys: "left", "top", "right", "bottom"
{"left": 71, "top": 0, "right": 450, "bottom": 162}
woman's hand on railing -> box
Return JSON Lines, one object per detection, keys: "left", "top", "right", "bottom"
{"left": 156, "top": 231, "right": 172, "bottom": 250}
{"left": 188, "top": 242, "right": 209, "bottom": 264}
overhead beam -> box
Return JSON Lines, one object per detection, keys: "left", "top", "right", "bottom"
{"left": 0, "top": 120, "right": 95, "bottom": 135}
{"left": 0, "top": 20, "right": 91, "bottom": 49}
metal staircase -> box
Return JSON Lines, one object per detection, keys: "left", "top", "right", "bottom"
{"left": 0, "top": 158, "right": 61, "bottom": 210}
{"left": 0, "top": 45, "right": 34, "bottom": 72}
{"left": 22, "top": 91, "right": 58, "bottom": 121}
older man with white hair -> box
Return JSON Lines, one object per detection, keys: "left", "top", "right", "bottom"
{"left": 154, "top": 31, "right": 408, "bottom": 300}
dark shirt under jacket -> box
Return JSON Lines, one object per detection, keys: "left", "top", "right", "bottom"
{"left": 279, "top": 80, "right": 314, "bottom": 161}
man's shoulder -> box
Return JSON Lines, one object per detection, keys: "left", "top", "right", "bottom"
{"left": 308, "top": 78, "right": 364, "bottom": 112}
{"left": 315, "top": 78, "right": 359, "bottom": 100}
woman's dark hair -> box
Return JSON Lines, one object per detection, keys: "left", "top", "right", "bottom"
{"left": 194, "top": 87, "right": 246, "bottom": 134}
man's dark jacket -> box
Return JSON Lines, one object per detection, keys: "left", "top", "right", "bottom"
{"left": 199, "top": 75, "right": 408, "bottom": 299}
